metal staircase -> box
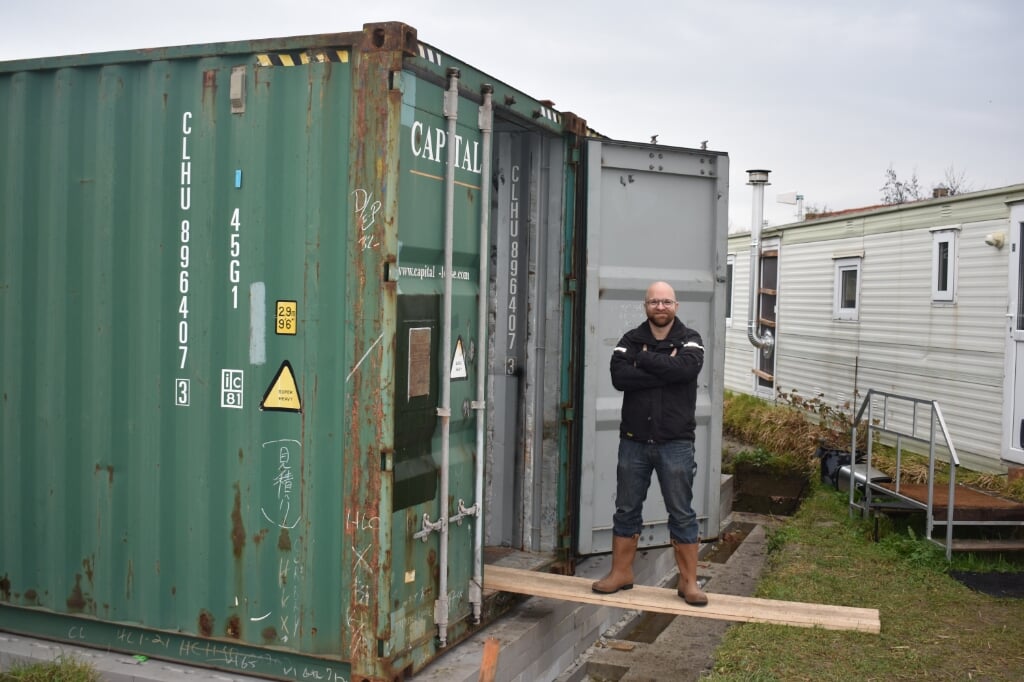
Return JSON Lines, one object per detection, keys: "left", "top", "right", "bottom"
{"left": 847, "top": 389, "right": 1024, "bottom": 560}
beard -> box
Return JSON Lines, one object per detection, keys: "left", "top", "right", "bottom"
{"left": 647, "top": 312, "right": 674, "bottom": 329}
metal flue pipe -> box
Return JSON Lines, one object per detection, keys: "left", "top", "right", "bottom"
{"left": 745, "top": 169, "right": 775, "bottom": 357}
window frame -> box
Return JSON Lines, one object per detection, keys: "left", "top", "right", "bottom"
{"left": 725, "top": 254, "right": 735, "bottom": 326}
{"left": 832, "top": 255, "right": 862, "bottom": 321}
{"left": 930, "top": 226, "right": 960, "bottom": 303}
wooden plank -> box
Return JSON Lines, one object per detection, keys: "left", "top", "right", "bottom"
{"left": 485, "top": 565, "right": 880, "bottom": 634}
{"left": 478, "top": 637, "right": 500, "bottom": 682}
{"left": 950, "top": 539, "right": 1024, "bottom": 552}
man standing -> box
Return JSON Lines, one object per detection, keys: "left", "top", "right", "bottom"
{"left": 591, "top": 281, "right": 708, "bottom": 606}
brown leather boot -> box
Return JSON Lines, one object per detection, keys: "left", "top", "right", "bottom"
{"left": 672, "top": 540, "right": 708, "bottom": 606}
{"left": 592, "top": 534, "right": 639, "bottom": 594}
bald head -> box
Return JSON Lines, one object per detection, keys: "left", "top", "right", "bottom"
{"left": 646, "top": 281, "right": 676, "bottom": 303}
{"left": 644, "top": 281, "right": 678, "bottom": 336}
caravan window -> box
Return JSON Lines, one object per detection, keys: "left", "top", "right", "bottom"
{"left": 833, "top": 256, "right": 861, "bottom": 321}
{"left": 931, "top": 229, "right": 958, "bottom": 302}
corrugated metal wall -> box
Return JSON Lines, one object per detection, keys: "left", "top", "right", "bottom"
{"left": 0, "top": 37, "right": 361, "bottom": 665}
{"left": 1, "top": 23, "right": 588, "bottom": 679}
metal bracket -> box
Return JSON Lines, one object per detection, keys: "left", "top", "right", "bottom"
{"left": 448, "top": 499, "right": 479, "bottom": 526}
{"left": 413, "top": 513, "right": 445, "bottom": 542}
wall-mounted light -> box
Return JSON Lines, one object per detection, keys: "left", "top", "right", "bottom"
{"left": 984, "top": 231, "right": 1006, "bottom": 249}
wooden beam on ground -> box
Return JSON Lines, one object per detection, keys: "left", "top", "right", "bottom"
{"left": 478, "top": 637, "right": 500, "bottom": 682}
{"left": 485, "top": 565, "right": 880, "bottom": 634}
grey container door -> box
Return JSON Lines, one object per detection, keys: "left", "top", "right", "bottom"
{"left": 577, "top": 139, "right": 728, "bottom": 555}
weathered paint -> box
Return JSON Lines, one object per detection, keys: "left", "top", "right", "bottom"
{"left": 0, "top": 20, "right": 728, "bottom": 681}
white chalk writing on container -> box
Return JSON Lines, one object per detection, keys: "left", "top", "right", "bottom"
{"left": 352, "top": 189, "right": 381, "bottom": 251}
{"left": 261, "top": 439, "right": 301, "bottom": 529}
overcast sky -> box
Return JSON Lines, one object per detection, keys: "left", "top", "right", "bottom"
{"left": 2, "top": 1, "right": 1020, "bottom": 230}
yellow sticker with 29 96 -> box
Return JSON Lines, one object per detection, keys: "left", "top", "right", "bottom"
{"left": 276, "top": 300, "right": 297, "bottom": 335}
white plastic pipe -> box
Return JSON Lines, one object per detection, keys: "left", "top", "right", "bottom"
{"left": 470, "top": 85, "right": 494, "bottom": 624}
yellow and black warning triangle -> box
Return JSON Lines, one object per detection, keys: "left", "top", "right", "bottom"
{"left": 261, "top": 360, "right": 302, "bottom": 413}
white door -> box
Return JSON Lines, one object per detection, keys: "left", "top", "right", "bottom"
{"left": 1004, "top": 201, "right": 1024, "bottom": 464}
{"left": 577, "top": 139, "right": 728, "bottom": 554}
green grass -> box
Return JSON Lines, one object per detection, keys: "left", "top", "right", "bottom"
{"left": 705, "top": 484, "right": 1024, "bottom": 681}
{"left": 0, "top": 656, "right": 100, "bottom": 682}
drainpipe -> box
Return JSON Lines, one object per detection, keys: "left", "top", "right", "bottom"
{"left": 435, "top": 66, "right": 460, "bottom": 647}
{"left": 745, "top": 169, "right": 774, "bottom": 357}
{"left": 469, "top": 85, "right": 494, "bottom": 624}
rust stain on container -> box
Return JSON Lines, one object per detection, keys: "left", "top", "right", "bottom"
{"left": 0, "top": 574, "right": 10, "bottom": 601}
{"left": 231, "top": 483, "right": 246, "bottom": 558}
{"left": 261, "top": 626, "right": 277, "bottom": 643}
{"left": 198, "top": 609, "right": 214, "bottom": 636}
{"left": 278, "top": 527, "right": 292, "bottom": 551}
{"left": 82, "top": 557, "right": 94, "bottom": 584}
{"left": 226, "top": 614, "right": 241, "bottom": 639}
{"left": 238, "top": 447, "right": 244, "bottom": 462}
{"left": 253, "top": 528, "right": 268, "bottom": 545}
{"left": 24, "top": 588, "right": 38, "bottom": 605}
{"left": 66, "top": 574, "right": 86, "bottom": 611}
{"left": 94, "top": 463, "right": 114, "bottom": 485}
{"left": 201, "top": 69, "right": 217, "bottom": 110}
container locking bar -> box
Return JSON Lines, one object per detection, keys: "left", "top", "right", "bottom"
{"left": 448, "top": 499, "right": 479, "bottom": 526}
{"left": 413, "top": 513, "right": 445, "bottom": 541}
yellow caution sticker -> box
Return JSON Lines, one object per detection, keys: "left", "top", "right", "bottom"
{"left": 261, "top": 360, "right": 302, "bottom": 412}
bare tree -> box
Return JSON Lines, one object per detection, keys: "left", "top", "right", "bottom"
{"left": 880, "top": 165, "right": 922, "bottom": 205}
{"left": 939, "top": 165, "right": 972, "bottom": 196}
{"left": 802, "top": 203, "right": 832, "bottom": 220}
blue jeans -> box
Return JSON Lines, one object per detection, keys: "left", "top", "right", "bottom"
{"left": 612, "top": 438, "right": 699, "bottom": 544}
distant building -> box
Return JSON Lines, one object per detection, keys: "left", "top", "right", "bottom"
{"left": 724, "top": 183, "right": 1024, "bottom": 473}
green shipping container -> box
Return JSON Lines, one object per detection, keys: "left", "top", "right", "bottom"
{"left": 0, "top": 21, "right": 730, "bottom": 681}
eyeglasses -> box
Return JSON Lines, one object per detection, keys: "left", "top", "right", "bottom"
{"left": 645, "top": 299, "right": 677, "bottom": 308}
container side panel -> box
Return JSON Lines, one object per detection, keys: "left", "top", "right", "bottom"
{"left": 0, "top": 51, "right": 356, "bottom": 670}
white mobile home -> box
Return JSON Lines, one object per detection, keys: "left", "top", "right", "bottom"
{"left": 724, "top": 184, "right": 1024, "bottom": 473}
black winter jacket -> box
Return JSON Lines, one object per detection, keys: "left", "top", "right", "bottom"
{"left": 609, "top": 318, "right": 704, "bottom": 443}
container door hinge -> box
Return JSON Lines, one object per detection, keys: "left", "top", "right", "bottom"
{"left": 390, "top": 70, "right": 404, "bottom": 93}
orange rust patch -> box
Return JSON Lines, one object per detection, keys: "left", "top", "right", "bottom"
{"left": 231, "top": 483, "right": 246, "bottom": 558}
{"left": 198, "top": 609, "right": 214, "bottom": 637}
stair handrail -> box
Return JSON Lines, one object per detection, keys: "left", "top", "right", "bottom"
{"left": 851, "top": 389, "right": 961, "bottom": 559}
